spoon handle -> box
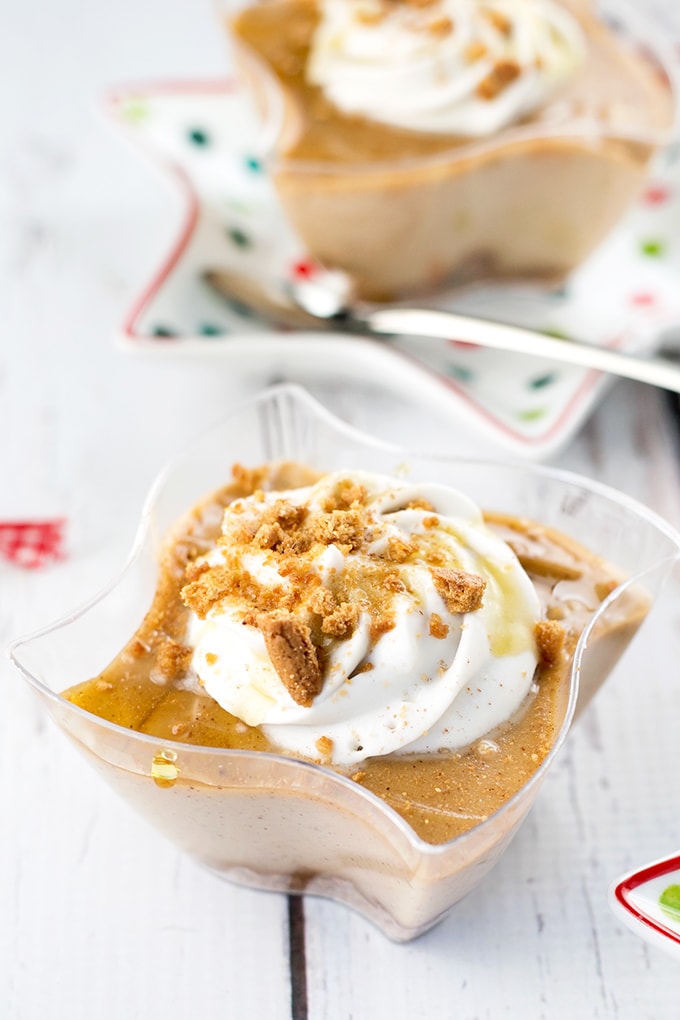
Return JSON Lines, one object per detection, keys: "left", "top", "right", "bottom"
{"left": 365, "top": 308, "right": 680, "bottom": 394}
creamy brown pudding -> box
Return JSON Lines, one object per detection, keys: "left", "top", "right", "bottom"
{"left": 231, "top": 0, "right": 674, "bottom": 298}
{"left": 64, "top": 462, "right": 647, "bottom": 846}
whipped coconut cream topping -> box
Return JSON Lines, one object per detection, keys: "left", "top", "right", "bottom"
{"left": 307, "top": 0, "right": 585, "bottom": 136}
{"left": 183, "top": 471, "right": 540, "bottom": 766}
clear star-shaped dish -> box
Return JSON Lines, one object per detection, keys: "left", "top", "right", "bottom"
{"left": 10, "top": 385, "right": 680, "bottom": 940}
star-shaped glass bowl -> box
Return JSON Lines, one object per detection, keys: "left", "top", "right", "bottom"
{"left": 9, "top": 385, "right": 680, "bottom": 940}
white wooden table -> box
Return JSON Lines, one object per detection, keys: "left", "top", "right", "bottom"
{"left": 3, "top": 2, "right": 680, "bottom": 1017}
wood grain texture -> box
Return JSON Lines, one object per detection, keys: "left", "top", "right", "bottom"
{"left": 2, "top": 1, "right": 680, "bottom": 1018}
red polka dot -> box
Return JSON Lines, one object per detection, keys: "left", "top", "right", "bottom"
{"left": 643, "top": 185, "right": 671, "bottom": 205}
{"left": 630, "top": 292, "right": 657, "bottom": 307}
{"left": 290, "top": 258, "right": 318, "bottom": 280}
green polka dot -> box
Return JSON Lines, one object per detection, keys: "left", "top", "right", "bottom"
{"left": 517, "top": 407, "right": 548, "bottom": 422}
{"left": 188, "top": 127, "right": 210, "bottom": 147}
{"left": 529, "top": 372, "right": 558, "bottom": 389}
{"left": 542, "top": 326, "right": 570, "bottom": 341}
{"left": 640, "top": 239, "right": 665, "bottom": 258}
{"left": 199, "top": 322, "right": 226, "bottom": 337}
{"left": 448, "top": 364, "right": 474, "bottom": 383}
{"left": 548, "top": 285, "right": 569, "bottom": 300}
{"left": 225, "top": 198, "right": 251, "bottom": 214}
{"left": 151, "top": 325, "right": 177, "bottom": 338}
{"left": 227, "top": 227, "right": 251, "bottom": 249}
{"left": 120, "top": 99, "right": 149, "bottom": 123}
{"left": 659, "top": 884, "right": 680, "bottom": 921}
{"left": 244, "top": 155, "right": 263, "bottom": 173}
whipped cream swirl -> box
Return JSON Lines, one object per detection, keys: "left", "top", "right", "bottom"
{"left": 307, "top": 0, "right": 585, "bottom": 136}
{"left": 184, "top": 471, "right": 540, "bottom": 767}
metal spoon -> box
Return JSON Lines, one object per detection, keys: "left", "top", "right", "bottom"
{"left": 204, "top": 268, "right": 680, "bottom": 394}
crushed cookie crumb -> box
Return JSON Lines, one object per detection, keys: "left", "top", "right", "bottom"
{"left": 184, "top": 559, "right": 209, "bottom": 584}
{"left": 129, "top": 638, "right": 149, "bottom": 659}
{"left": 182, "top": 564, "right": 247, "bottom": 618}
{"left": 311, "top": 508, "right": 365, "bottom": 549}
{"left": 309, "top": 585, "right": 336, "bottom": 617}
{"left": 336, "top": 479, "right": 367, "bottom": 507}
{"left": 156, "top": 639, "right": 193, "bottom": 680}
{"left": 320, "top": 479, "right": 367, "bottom": 512}
{"left": 429, "top": 612, "right": 450, "bottom": 639}
{"left": 258, "top": 612, "right": 322, "bottom": 706}
{"left": 322, "top": 602, "right": 361, "bottom": 638}
{"left": 272, "top": 499, "right": 306, "bottom": 527}
{"left": 535, "top": 619, "right": 566, "bottom": 665}
{"left": 383, "top": 572, "right": 407, "bottom": 593}
{"left": 426, "top": 15, "right": 454, "bottom": 37}
{"left": 231, "top": 463, "right": 270, "bottom": 494}
{"left": 315, "top": 735, "right": 334, "bottom": 758}
{"left": 356, "top": 7, "right": 385, "bottom": 25}
{"left": 482, "top": 7, "right": 513, "bottom": 35}
{"left": 370, "top": 615, "right": 396, "bottom": 640}
{"left": 477, "top": 59, "right": 521, "bottom": 100}
{"left": 422, "top": 515, "right": 440, "bottom": 529}
{"left": 254, "top": 521, "right": 285, "bottom": 549}
{"left": 465, "top": 40, "right": 487, "bottom": 62}
{"left": 385, "top": 535, "right": 414, "bottom": 562}
{"left": 431, "top": 567, "right": 486, "bottom": 614}
{"left": 595, "top": 579, "right": 618, "bottom": 601}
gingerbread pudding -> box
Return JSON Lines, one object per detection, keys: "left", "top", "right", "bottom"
{"left": 230, "top": 0, "right": 675, "bottom": 298}
{"left": 63, "top": 462, "right": 648, "bottom": 846}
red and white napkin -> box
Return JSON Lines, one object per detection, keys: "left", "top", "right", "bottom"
{"left": 0, "top": 518, "right": 67, "bottom": 569}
